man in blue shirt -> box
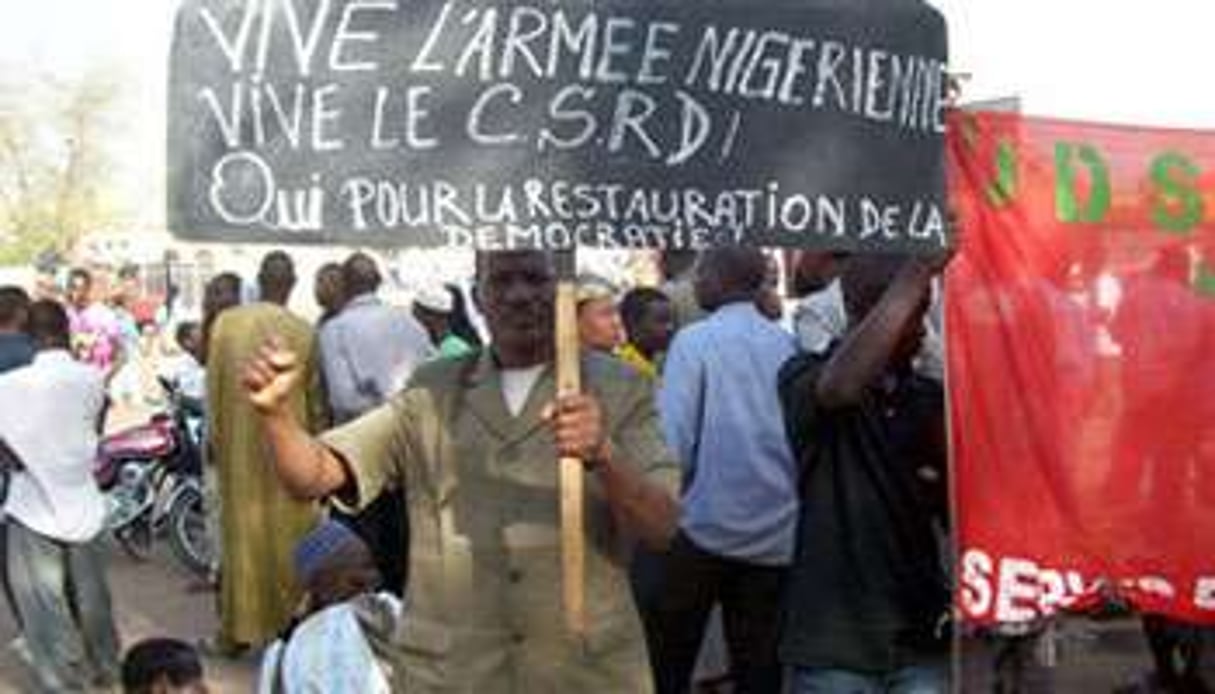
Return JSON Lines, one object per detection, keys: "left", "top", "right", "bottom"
{"left": 318, "top": 252, "right": 435, "bottom": 597}
{"left": 652, "top": 246, "right": 799, "bottom": 693}
{"left": 319, "top": 253, "right": 434, "bottom": 425}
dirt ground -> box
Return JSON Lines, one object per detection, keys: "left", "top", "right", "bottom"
{"left": 0, "top": 542, "right": 257, "bottom": 693}
{"left": 0, "top": 393, "right": 258, "bottom": 693}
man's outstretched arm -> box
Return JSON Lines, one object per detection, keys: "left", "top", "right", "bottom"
{"left": 816, "top": 252, "right": 953, "bottom": 408}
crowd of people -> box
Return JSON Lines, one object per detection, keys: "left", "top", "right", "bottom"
{"left": 217, "top": 245, "right": 955, "bottom": 693}
{"left": 0, "top": 269, "right": 209, "bottom": 691}
{"left": 0, "top": 245, "right": 1207, "bottom": 693}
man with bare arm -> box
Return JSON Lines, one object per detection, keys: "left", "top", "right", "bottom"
{"left": 242, "top": 250, "right": 680, "bottom": 692}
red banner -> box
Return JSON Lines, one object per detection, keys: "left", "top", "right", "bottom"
{"left": 946, "top": 112, "right": 1215, "bottom": 626}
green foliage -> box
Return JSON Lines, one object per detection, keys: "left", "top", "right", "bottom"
{"left": 0, "top": 70, "right": 125, "bottom": 266}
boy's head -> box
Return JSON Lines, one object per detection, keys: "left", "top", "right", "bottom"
{"left": 619, "top": 287, "right": 673, "bottom": 359}
{"left": 122, "top": 638, "right": 207, "bottom": 694}
{"left": 174, "top": 321, "right": 202, "bottom": 361}
{"left": 294, "top": 520, "right": 382, "bottom": 612}
{"left": 67, "top": 268, "right": 93, "bottom": 309}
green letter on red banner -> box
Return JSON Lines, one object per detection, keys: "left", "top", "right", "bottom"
{"left": 1054, "top": 142, "right": 1110, "bottom": 224}
{"left": 1149, "top": 152, "right": 1204, "bottom": 234}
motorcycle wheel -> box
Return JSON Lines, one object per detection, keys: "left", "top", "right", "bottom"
{"left": 167, "top": 485, "right": 214, "bottom": 578}
{"left": 116, "top": 516, "right": 154, "bottom": 562}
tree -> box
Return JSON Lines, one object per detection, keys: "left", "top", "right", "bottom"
{"left": 0, "top": 69, "right": 125, "bottom": 266}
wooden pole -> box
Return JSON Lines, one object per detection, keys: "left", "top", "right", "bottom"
{"left": 554, "top": 250, "right": 587, "bottom": 636}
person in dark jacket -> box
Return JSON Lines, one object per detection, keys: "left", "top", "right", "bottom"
{"left": 778, "top": 252, "right": 954, "bottom": 694}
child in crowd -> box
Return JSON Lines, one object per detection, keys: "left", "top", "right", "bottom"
{"left": 122, "top": 638, "right": 208, "bottom": 694}
{"left": 258, "top": 520, "right": 402, "bottom": 694}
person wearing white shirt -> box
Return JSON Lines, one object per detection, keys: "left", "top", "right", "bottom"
{"left": 0, "top": 300, "right": 120, "bottom": 691}
{"left": 160, "top": 321, "right": 206, "bottom": 403}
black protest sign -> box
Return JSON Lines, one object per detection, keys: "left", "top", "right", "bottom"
{"left": 168, "top": 0, "right": 949, "bottom": 252}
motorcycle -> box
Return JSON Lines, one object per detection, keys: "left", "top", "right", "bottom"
{"left": 93, "top": 376, "right": 215, "bottom": 577}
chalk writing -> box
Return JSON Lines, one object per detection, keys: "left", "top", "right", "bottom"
{"left": 169, "top": 0, "right": 950, "bottom": 251}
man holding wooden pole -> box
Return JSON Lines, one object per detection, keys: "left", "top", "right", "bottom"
{"left": 241, "top": 250, "right": 680, "bottom": 692}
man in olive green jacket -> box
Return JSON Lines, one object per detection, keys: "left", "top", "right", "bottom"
{"left": 242, "top": 251, "right": 680, "bottom": 692}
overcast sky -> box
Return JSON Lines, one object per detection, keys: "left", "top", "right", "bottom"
{"left": 4, "top": 0, "right": 1210, "bottom": 126}
{"left": 933, "top": 0, "right": 1215, "bottom": 130}
{"left": 0, "top": 0, "right": 1211, "bottom": 225}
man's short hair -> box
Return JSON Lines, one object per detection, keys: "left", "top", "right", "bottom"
{"left": 0, "top": 286, "right": 31, "bottom": 327}
{"left": 209, "top": 271, "right": 242, "bottom": 294}
{"left": 121, "top": 638, "right": 204, "bottom": 694}
{"left": 341, "top": 252, "right": 382, "bottom": 296}
{"left": 257, "top": 251, "right": 296, "bottom": 296}
{"left": 68, "top": 267, "right": 92, "bottom": 287}
{"left": 26, "top": 300, "right": 70, "bottom": 347}
{"left": 473, "top": 250, "right": 557, "bottom": 285}
{"left": 619, "top": 287, "right": 670, "bottom": 335}
{"left": 695, "top": 246, "right": 768, "bottom": 312}
{"left": 174, "top": 321, "right": 199, "bottom": 350}
{"left": 315, "top": 262, "right": 343, "bottom": 283}
{"left": 702, "top": 246, "right": 767, "bottom": 292}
